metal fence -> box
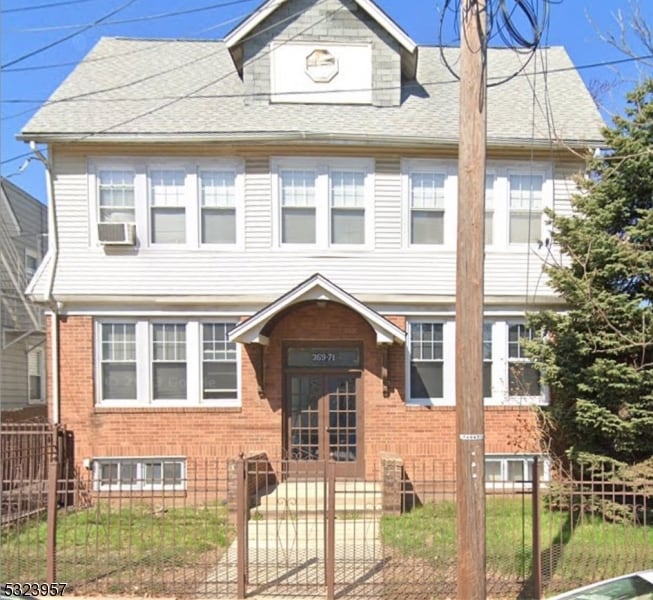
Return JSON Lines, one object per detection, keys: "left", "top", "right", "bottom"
{"left": 1, "top": 449, "right": 651, "bottom": 599}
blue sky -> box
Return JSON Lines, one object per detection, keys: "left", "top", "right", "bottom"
{"left": 1, "top": 0, "right": 650, "bottom": 201}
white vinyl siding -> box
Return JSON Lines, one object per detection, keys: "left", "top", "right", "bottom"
{"left": 95, "top": 319, "right": 240, "bottom": 407}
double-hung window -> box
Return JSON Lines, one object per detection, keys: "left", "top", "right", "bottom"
{"left": 98, "top": 170, "right": 135, "bottom": 223}
{"left": 151, "top": 323, "right": 187, "bottom": 400}
{"left": 149, "top": 169, "right": 186, "bottom": 244}
{"left": 409, "top": 172, "right": 446, "bottom": 245}
{"left": 200, "top": 170, "right": 237, "bottom": 244}
{"left": 508, "top": 324, "right": 540, "bottom": 397}
{"left": 96, "top": 319, "right": 238, "bottom": 407}
{"left": 274, "top": 158, "right": 372, "bottom": 248}
{"left": 330, "top": 170, "right": 365, "bottom": 244}
{"left": 280, "top": 169, "right": 317, "bottom": 244}
{"left": 509, "top": 174, "right": 543, "bottom": 244}
{"left": 202, "top": 323, "right": 237, "bottom": 400}
{"left": 100, "top": 323, "right": 137, "bottom": 401}
{"left": 409, "top": 322, "right": 444, "bottom": 402}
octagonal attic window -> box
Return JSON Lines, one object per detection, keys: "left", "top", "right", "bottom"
{"left": 305, "top": 49, "right": 338, "bottom": 83}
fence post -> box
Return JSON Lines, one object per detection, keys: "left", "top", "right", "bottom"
{"left": 236, "top": 454, "right": 248, "bottom": 599}
{"left": 46, "top": 457, "right": 58, "bottom": 583}
{"left": 326, "top": 456, "right": 336, "bottom": 600}
{"left": 531, "top": 456, "right": 542, "bottom": 599}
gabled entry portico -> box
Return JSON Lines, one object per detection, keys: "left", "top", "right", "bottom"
{"left": 230, "top": 274, "right": 405, "bottom": 478}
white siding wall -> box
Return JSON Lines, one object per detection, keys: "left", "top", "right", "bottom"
{"left": 40, "top": 148, "right": 582, "bottom": 303}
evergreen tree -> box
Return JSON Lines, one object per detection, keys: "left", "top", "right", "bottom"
{"left": 527, "top": 79, "right": 653, "bottom": 471}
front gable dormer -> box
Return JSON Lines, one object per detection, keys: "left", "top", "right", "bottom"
{"left": 224, "top": 0, "right": 417, "bottom": 107}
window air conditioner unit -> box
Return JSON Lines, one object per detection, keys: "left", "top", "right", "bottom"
{"left": 98, "top": 222, "right": 136, "bottom": 245}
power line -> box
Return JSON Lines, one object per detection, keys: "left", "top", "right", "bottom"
{"left": 1, "top": 0, "right": 141, "bottom": 69}
{"left": 3, "top": 52, "right": 651, "bottom": 112}
{"left": 9, "top": 0, "right": 257, "bottom": 33}
{"left": 0, "top": 0, "right": 100, "bottom": 14}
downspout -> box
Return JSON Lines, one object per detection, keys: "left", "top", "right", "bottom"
{"left": 30, "top": 141, "right": 60, "bottom": 425}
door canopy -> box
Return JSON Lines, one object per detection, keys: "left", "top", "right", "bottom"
{"left": 228, "top": 273, "right": 405, "bottom": 346}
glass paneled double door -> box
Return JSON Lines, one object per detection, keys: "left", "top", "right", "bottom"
{"left": 285, "top": 373, "right": 361, "bottom": 478}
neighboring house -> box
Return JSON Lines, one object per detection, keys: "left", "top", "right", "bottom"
{"left": 0, "top": 177, "right": 47, "bottom": 414}
{"left": 21, "top": 0, "right": 603, "bottom": 488}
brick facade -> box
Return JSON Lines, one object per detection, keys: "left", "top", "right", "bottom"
{"left": 50, "top": 303, "right": 542, "bottom": 480}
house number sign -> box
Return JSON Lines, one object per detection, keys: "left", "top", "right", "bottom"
{"left": 287, "top": 347, "right": 360, "bottom": 369}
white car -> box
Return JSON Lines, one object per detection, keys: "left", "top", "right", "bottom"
{"left": 548, "top": 570, "right": 653, "bottom": 599}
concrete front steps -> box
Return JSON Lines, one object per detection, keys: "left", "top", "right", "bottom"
{"left": 252, "top": 480, "right": 382, "bottom": 518}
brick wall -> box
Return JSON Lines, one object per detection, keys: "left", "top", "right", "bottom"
{"left": 51, "top": 307, "right": 543, "bottom": 479}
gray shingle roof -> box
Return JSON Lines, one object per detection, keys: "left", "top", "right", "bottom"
{"left": 20, "top": 37, "right": 604, "bottom": 147}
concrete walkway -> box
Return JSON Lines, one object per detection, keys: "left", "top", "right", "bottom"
{"left": 203, "top": 481, "right": 385, "bottom": 599}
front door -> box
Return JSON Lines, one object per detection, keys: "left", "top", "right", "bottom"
{"left": 286, "top": 373, "right": 361, "bottom": 478}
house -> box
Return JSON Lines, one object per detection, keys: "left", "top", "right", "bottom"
{"left": 0, "top": 177, "right": 47, "bottom": 417}
{"left": 20, "top": 0, "right": 603, "bottom": 488}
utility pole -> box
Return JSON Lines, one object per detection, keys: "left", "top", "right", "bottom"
{"left": 455, "top": 0, "right": 487, "bottom": 598}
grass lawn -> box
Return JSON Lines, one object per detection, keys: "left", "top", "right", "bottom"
{"left": 381, "top": 496, "right": 653, "bottom": 592}
{"left": 0, "top": 502, "right": 234, "bottom": 594}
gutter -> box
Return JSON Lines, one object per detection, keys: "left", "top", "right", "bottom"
{"left": 30, "top": 141, "right": 61, "bottom": 425}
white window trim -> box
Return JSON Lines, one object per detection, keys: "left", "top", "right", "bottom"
{"left": 405, "top": 318, "right": 547, "bottom": 407}
{"left": 484, "top": 454, "right": 550, "bottom": 490}
{"left": 27, "top": 347, "right": 45, "bottom": 405}
{"left": 95, "top": 318, "right": 241, "bottom": 408}
{"left": 88, "top": 158, "right": 244, "bottom": 250}
{"left": 92, "top": 456, "right": 186, "bottom": 492}
{"left": 504, "top": 165, "right": 552, "bottom": 249}
{"left": 401, "top": 158, "right": 457, "bottom": 250}
{"left": 405, "top": 319, "right": 455, "bottom": 407}
{"left": 271, "top": 156, "right": 375, "bottom": 251}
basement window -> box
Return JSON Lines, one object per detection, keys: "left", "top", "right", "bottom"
{"left": 93, "top": 457, "right": 186, "bottom": 491}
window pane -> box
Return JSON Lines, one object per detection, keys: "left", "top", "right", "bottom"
{"left": 153, "top": 363, "right": 187, "bottom": 399}
{"left": 202, "top": 323, "right": 236, "bottom": 360}
{"left": 281, "top": 170, "right": 315, "bottom": 207}
{"left": 202, "top": 208, "right": 236, "bottom": 244}
{"left": 485, "top": 460, "right": 501, "bottom": 482}
{"left": 411, "top": 210, "right": 444, "bottom": 244}
{"left": 509, "top": 363, "right": 541, "bottom": 396}
{"left": 507, "top": 460, "right": 525, "bottom": 482}
{"left": 102, "top": 364, "right": 137, "bottom": 400}
{"left": 100, "top": 463, "right": 118, "bottom": 484}
{"left": 485, "top": 211, "right": 493, "bottom": 245}
{"left": 332, "top": 209, "right": 364, "bottom": 244}
{"left": 102, "top": 323, "right": 136, "bottom": 361}
{"left": 150, "top": 170, "right": 185, "bottom": 206}
{"left": 282, "top": 208, "right": 315, "bottom": 243}
{"left": 510, "top": 212, "right": 540, "bottom": 244}
{"left": 151, "top": 208, "right": 185, "bottom": 244}
{"left": 152, "top": 324, "right": 186, "bottom": 360}
{"left": 163, "top": 462, "right": 182, "bottom": 485}
{"left": 411, "top": 362, "right": 443, "bottom": 399}
{"left": 411, "top": 173, "right": 445, "bottom": 209}
{"left": 331, "top": 171, "right": 364, "bottom": 207}
{"left": 483, "top": 362, "right": 492, "bottom": 398}
{"left": 201, "top": 171, "right": 236, "bottom": 207}
{"left": 99, "top": 170, "right": 135, "bottom": 222}
{"left": 29, "top": 375, "right": 42, "bottom": 400}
